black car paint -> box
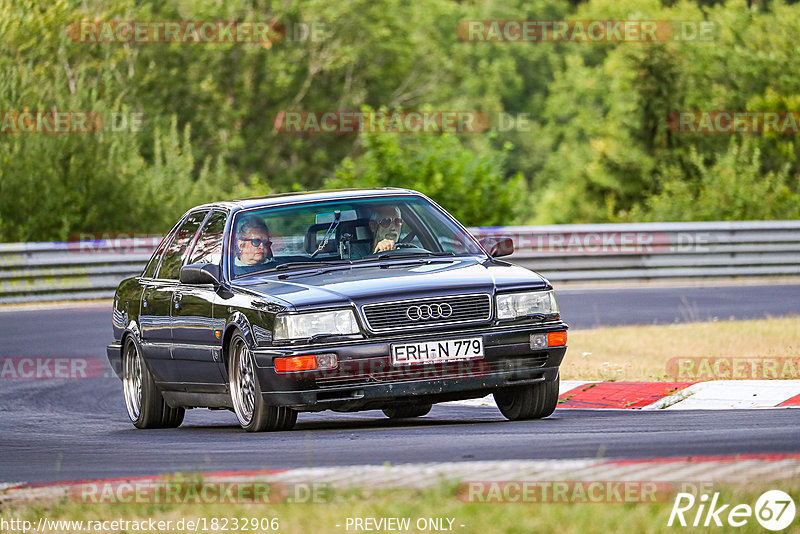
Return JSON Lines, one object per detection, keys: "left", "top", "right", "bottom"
{"left": 107, "top": 189, "right": 568, "bottom": 413}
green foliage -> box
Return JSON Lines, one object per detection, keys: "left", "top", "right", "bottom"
{"left": 531, "top": 0, "right": 800, "bottom": 223}
{"left": 628, "top": 140, "right": 800, "bottom": 221}
{"left": 326, "top": 130, "right": 528, "bottom": 226}
{"left": 1, "top": 0, "right": 800, "bottom": 241}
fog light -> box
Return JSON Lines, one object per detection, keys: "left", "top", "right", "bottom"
{"left": 547, "top": 331, "right": 567, "bottom": 347}
{"left": 530, "top": 334, "right": 547, "bottom": 350}
{"left": 316, "top": 353, "right": 339, "bottom": 370}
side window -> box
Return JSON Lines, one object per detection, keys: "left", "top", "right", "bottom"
{"left": 398, "top": 209, "right": 425, "bottom": 249}
{"left": 141, "top": 236, "right": 169, "bottom": 279}
{"left": 410, "top": 205, "right": 475, "bottom": 254}
{"left": 155, "top": 211, "right": 208, "bottom": 280}
{"left": 188, "top": 211, "right": 227, "bottom": 265}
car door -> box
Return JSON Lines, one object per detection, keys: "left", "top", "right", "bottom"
{"left": 139, "top": 210, "right": 207, "bottom": 384}
{"left": 171, "top": 210, "right": 228, "bottom": 388}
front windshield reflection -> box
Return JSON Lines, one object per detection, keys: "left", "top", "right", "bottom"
{"left": 229, "top": 196, "right": 483, "bottom": 278}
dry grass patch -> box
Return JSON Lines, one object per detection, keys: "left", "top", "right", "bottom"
{"left": 561, "top": 317, "right": 800, "bottom": 382}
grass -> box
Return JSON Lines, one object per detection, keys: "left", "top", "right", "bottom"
{"left": 562, "top": 316, "right": 800, "bottom": 382}
{"left": 4, "top": 479, "right": 799, "bottom": 533}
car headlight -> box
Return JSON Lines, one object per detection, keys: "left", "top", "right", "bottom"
{"left": 496, "top": 290, "right": 558, "bottom": 320}
{"left": 274, "top": 309, "right": 360, "bottom": 340}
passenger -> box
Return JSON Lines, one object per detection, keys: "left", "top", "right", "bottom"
{"left": 235, "top": 216, "right": 273, "bottom": 271}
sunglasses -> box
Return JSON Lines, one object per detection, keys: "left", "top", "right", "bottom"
{"left": 377, "top": 217, "right": 403, "bottom": 228}
{"left": 239, "top": 237, "right": 272, "bottom": 248}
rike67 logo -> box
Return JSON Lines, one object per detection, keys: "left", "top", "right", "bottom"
{"left": 668, "top": 490, "right": 796, "bottom": 531}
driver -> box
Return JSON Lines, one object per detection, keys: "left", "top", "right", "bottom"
{"left": 370, "top": 206, "right": 403, "bottom": 253}
{"left": 235, "top": 215, "right": 273, "bottom": 270}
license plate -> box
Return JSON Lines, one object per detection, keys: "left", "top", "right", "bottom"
{"left": 391, "top": 337, "right": 484, "bottom": 366}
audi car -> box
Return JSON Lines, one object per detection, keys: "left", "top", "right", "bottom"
{"left": 107, "top": 188, "right": 568, "bottom": 431}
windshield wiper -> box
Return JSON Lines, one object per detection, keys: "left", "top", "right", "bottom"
{"left": 351, "top": 251, "right": 456, "bottom": 263}
{"left": 374, "top": 251, "right": 456, "bottom": 260}
{"left": 274, "top": 260, "right": 351, "bottom": 271}
{"left": 274, "top": 253, "right": 458, "bottom": 279}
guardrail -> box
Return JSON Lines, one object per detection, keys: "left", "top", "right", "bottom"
{"left": 1, "top": 221, "right": 799, "bottom": 303}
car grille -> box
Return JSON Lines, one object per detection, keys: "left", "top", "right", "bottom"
{"left": 314, "top": 356, "right": 548, "bottom": 389}
{"left": 361, "top": 294, "right": 492, "bottom": 332}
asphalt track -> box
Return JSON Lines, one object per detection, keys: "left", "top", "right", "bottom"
{"left": 1, "top": 283, "right": 799, "bottom": 483}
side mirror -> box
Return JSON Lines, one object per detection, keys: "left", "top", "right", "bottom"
{"left": 180, "top": 263, "right": 221, "bottom": 285}
{"left": 479, "top": 237, "right": 514, "bottom": 258}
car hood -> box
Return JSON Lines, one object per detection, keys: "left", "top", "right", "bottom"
{"left": 232, "top": 257, "right": 549, "bottom": 310}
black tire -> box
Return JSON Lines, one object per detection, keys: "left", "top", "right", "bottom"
{"left": 382, "top": 403, "right": 432, "bottom": 419}
{"left": 493, "top": 376, "right": 560, "bottom": 421}
{"left": 229, "top": 332, "right": 297, "bottom": 432}
{"left": 122, "top": 336, "right": 184, "bottom": 429}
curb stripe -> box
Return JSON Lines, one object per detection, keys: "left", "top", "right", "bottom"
{"left": 11, "top": 469, "right": 287, "bottom": 490}
{"left": 779, "top": 393, "right": 800, "bottom": 406}
{"left": 605, "top": 453, "right": 800, "bottom": 465}
{"left": 5, "top": 456, "right": 800, "bottom": 507}
{"left": 557, "top": 382, "right": 696, "bottom": 409}
{"left": 446, "top": 380, "right": 800, "bottom": 410}
{"left": 644, "top": 380, "right": 800, "bottom": 410}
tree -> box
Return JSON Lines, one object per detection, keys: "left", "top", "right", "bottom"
{"left": 325, "top": 130, "right": 528, "bottom": 227}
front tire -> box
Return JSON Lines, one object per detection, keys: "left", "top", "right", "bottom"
{"left": 382, "top": 403, "right": 432, "bottom": 419}
{"left": 229, "top": 332, "right": 297, "bottom": 432}
{"left": 122, "top": 336, "right": 184, "bottom": 429}
{"left": 493, "top": 376, "right": 560, "bottom": 421}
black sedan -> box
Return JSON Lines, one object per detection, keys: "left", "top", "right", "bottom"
{"left": 107, "top": 188, "right": 568, "bottom": 431}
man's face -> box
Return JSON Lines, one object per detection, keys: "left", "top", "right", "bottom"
{"left": 371, "top": 207, "right": 403, "bottom": 245}
{"left": 238, "top": 229, "right": 271, "bottom": 266}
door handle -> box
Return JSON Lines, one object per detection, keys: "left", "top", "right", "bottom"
{"left": 174, "top": 292, "right": 183, "bottom": 308}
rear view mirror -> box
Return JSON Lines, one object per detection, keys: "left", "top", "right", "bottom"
{"left": 315, "top": 209, "right": 357, "bottom": 224}
{"left": 479, "top": 237, "right": 514, "bottom": 258}
{"left": 180, "top": 263, "right": 221, "bottom": 285}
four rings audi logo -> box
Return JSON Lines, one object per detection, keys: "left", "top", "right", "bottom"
{"left": 406, "top": 303, "right": 453, "bottom": 321}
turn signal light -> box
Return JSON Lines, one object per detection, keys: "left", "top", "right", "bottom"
{"left": 274, "top": 353, "right": 339, "bottom": 373}
{"left": 274, "top": 355, "right": 317, "bottom": 373}
{"left": 547, "top": 331, "right": 567, "bottom": 347}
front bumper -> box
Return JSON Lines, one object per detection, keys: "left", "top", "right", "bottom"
{"left": 252, "top": 322, "right": 567, "bottom": 411}
{"left": 107, "top": 342, "right": 123, "bottom": 379}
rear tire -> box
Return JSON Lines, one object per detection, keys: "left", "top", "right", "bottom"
{"left": 123, "top": 336, "right": 184, "bottom": 429}
{"left": 382, "top": 403, "right": 432, "bottom": 419}
{"left": 494, "top": 376, "right": 559, "bottom": 421}
{"left": 229, "top": 332, "right": 297, "bottom": 432}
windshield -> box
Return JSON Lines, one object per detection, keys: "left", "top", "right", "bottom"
{"left": 229, "top": 195, "right": 483, "bottom": 278}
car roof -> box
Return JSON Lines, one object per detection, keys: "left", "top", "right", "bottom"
{"left": 194, "top": 188, "right": 421, "bottom": 211}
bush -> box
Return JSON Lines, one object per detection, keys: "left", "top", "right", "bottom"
{"left": 627, "top": 139, "right": 800, "bottom": 221}
{"left": 325, "top": 131, "right": 528, "bottom": 227}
